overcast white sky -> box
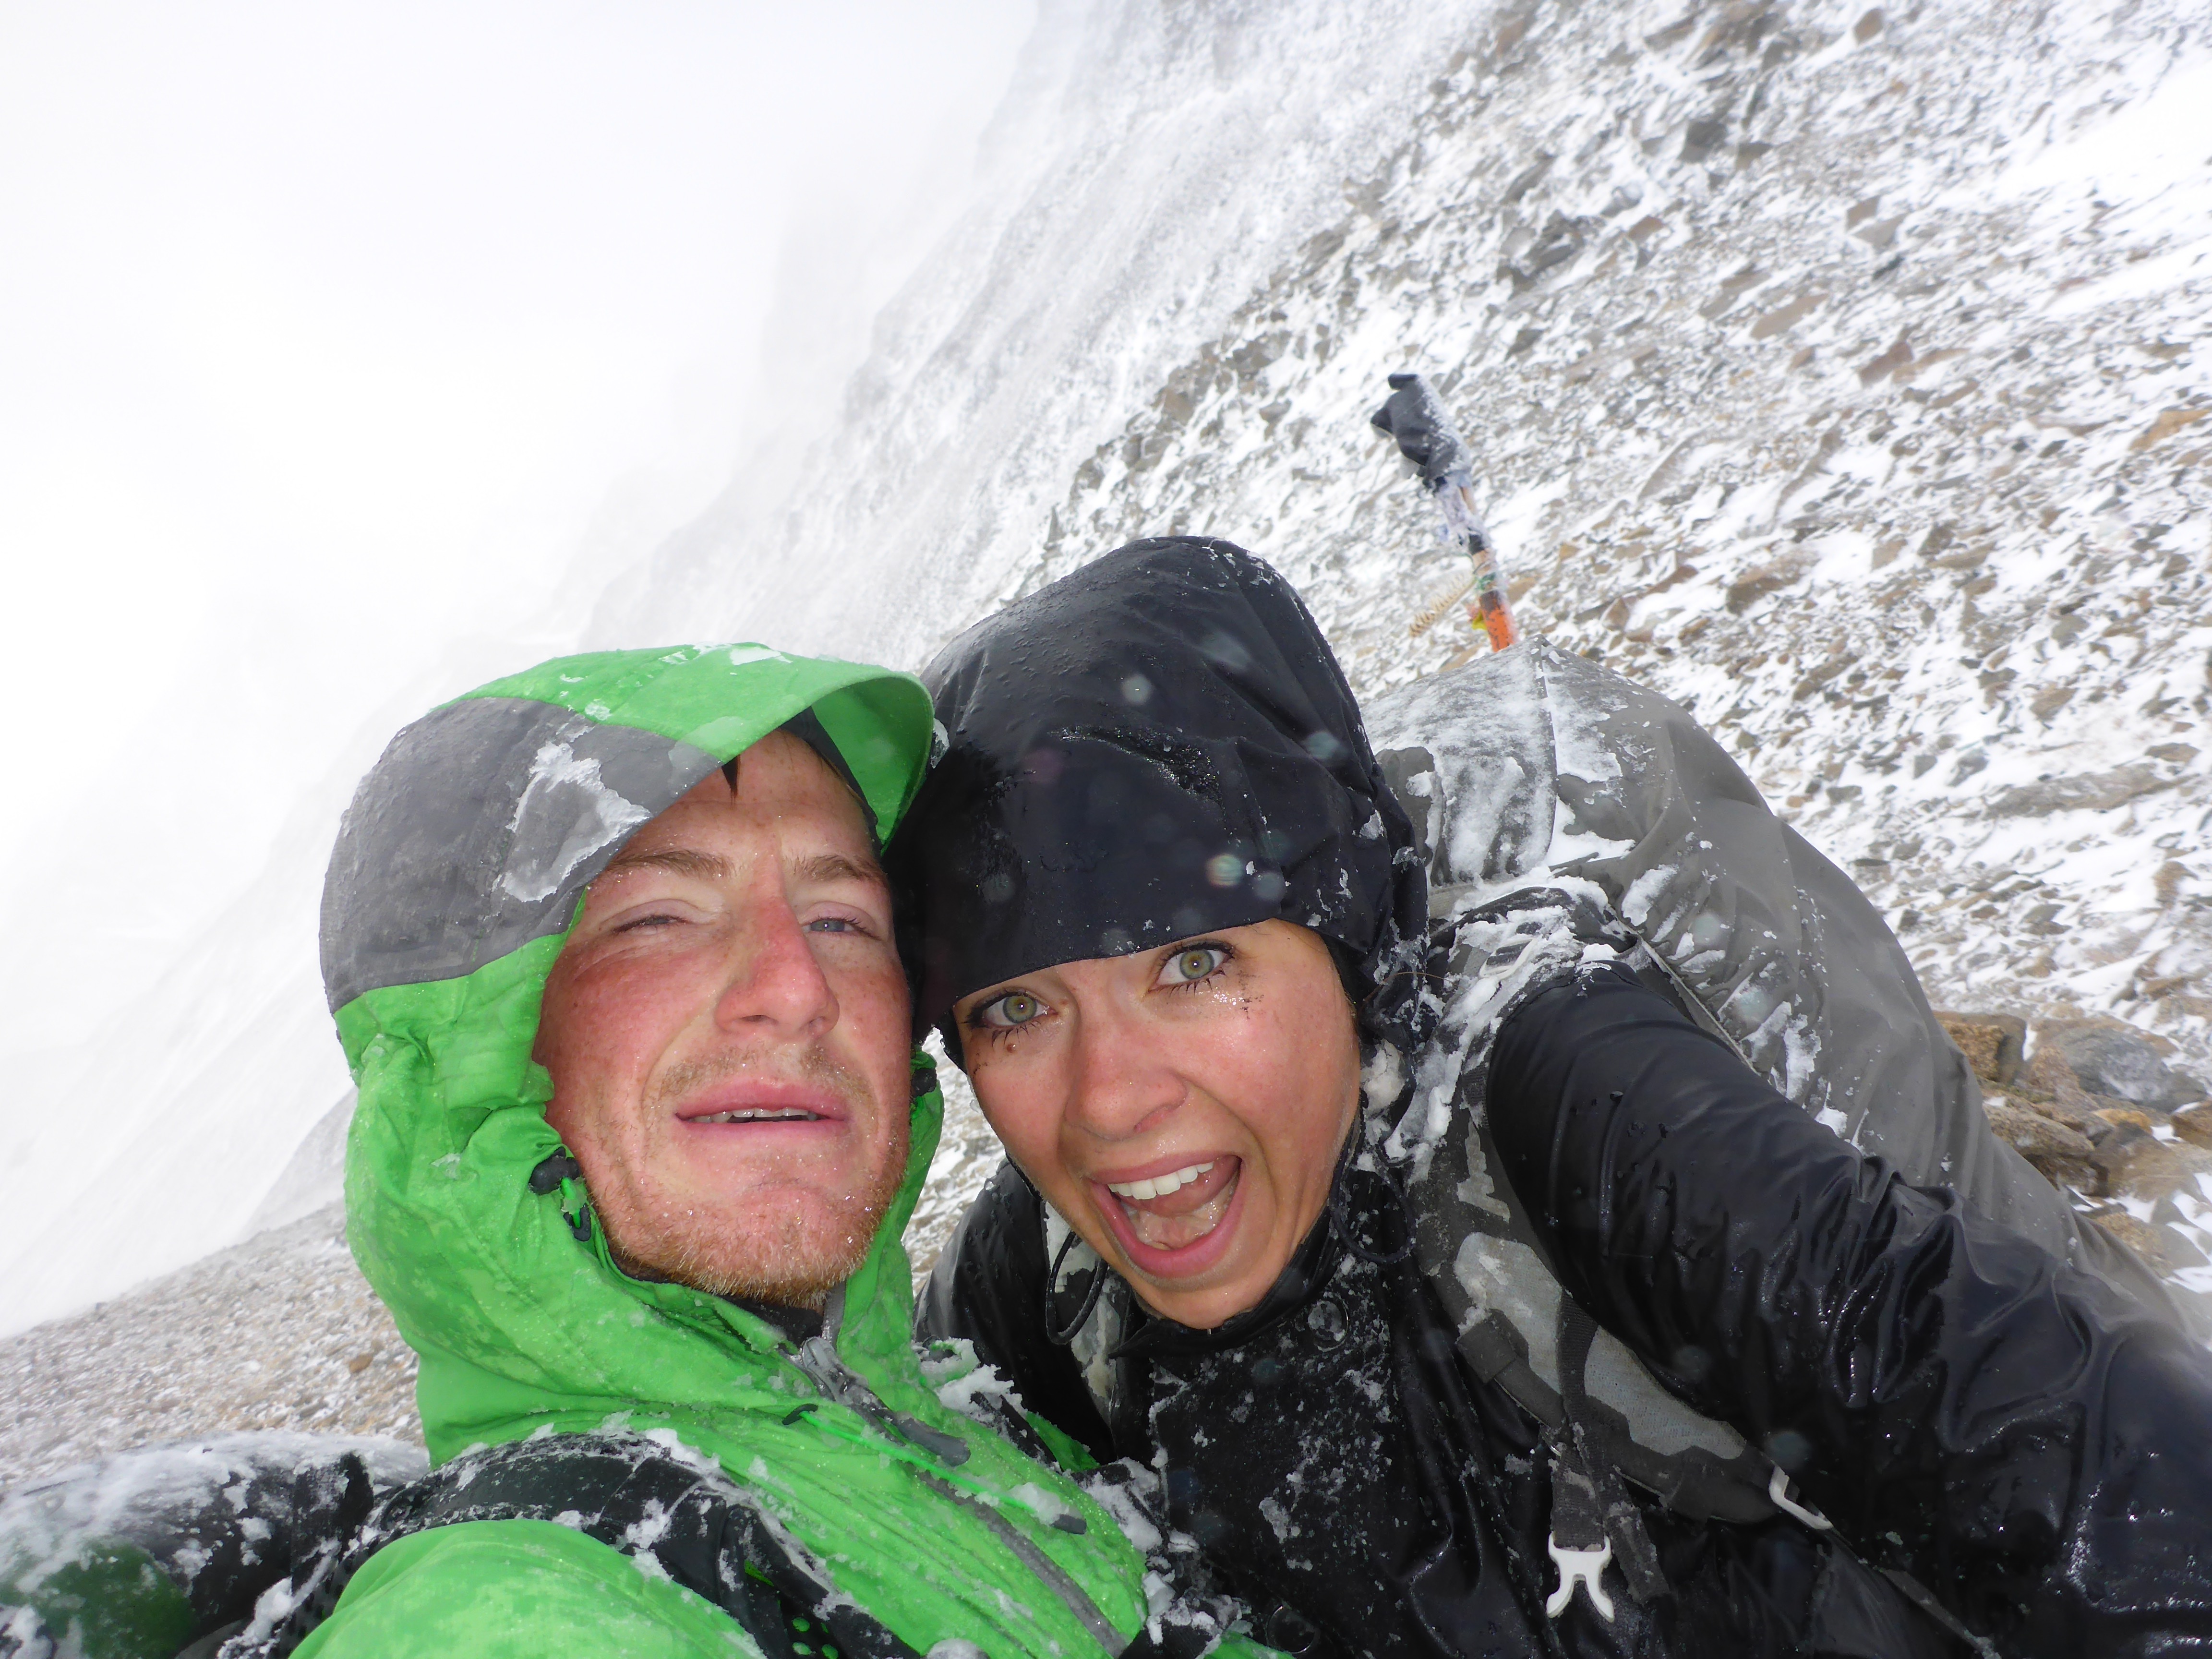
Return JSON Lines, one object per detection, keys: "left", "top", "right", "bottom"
{"left": 0, "top": 0, "right": 1033, "bottom": 1053}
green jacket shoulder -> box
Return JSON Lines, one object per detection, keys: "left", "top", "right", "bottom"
{"left": 299, "top": 1518, "right": 764, "bottom": 1659}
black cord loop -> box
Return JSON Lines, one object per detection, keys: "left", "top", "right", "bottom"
{"left": 1041, "top": 1221, "right": 1109, "bottom": 1346}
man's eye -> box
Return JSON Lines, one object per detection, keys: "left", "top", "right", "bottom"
{"left": 613, "top": 913, "right": 683, "bottom": 933}
{"left": 1158, "top": 946, "right": 1227, "bottom": 987}
{"left": 978, "top": 991, "right": 1046, "bottom": 1029}
{"left": 805, "top": 916, "right": 861, "bottom": 934}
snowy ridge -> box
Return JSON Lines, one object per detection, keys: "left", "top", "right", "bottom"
{"left": 586, "top": 0, "right": 1510, "bottom": 666}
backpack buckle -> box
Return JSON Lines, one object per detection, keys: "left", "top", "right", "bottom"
{"left": 1768, "top": 1464, "right": 1835, "bottom": 1530}
{"left": 1545, "top": 1532, "right": 1615, "bottom": 1622}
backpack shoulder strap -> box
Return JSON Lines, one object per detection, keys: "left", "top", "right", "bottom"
{"left": 219, "top": 1431, "right": 922, "bottom": 1659}
{"left": 1391, "top": 887, "right": 1785, "bottom": 1527}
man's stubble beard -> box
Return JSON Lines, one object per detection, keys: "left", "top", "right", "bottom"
{"left": 593, "top": 1045, "right": 910, "bottom": 1311}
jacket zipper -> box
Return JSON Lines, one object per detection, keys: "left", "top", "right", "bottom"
{"left": 789, "top": 1292, "right": 1127, "bottom": 1656}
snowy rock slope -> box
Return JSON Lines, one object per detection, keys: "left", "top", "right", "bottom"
{"left": 0, "top": 1207, "right": 417, "bottom": 1490}
{"left": 996, "top": 0, "right": 2212, "bottom": 1077}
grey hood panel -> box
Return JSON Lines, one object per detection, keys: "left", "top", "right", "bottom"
{"left": 320, "top": 696, "right": 717, "bottom": 1011}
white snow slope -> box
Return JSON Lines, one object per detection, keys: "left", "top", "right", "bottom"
{"left": 5, "top": 0, "right": 2208, "bottom": 1335}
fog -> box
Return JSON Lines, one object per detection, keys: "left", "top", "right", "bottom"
{"left": 0, "top": 0, "right": 1038, "bottom": 1331}
{"left": 0, "top": 0, "right": 1029, "bottom": 1055}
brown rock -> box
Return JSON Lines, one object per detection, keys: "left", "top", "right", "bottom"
{"left": 2030, "top": 685, "right": 2073, "bottom": 722}
{"left": 1984, "top": 763, "right": 2173, "bottom": 817}
{"left": 2090, "top": 1106, "right": 2162, "bottom": 1141}
{"left": 1985, "top": 1098, "right": 2097, "bottom": 1190}
{"left": 1858, "top": 333, "right": 1913, "bottom": 385}
{"left": 2089, "top": 1209, "right": 2172, "bottom": 1273}
{"left": 1936, "top": 1011, "right": 2025, "bottom": 1085}
{"left": 1791, "top": 652, "right": 1852, "bottom": 699}
{"left": 2130, "top": 408, "right": 2212, "bottom": 452}
{"left": 2020, "top": 1040, "right": 2094, "bottom": 1122}
{"left": 2172, "top": 1104, "right": 2212, "bottom": 1151}
{"left": 2093, "top": 1134, "right": 2212, "bottom": 1206}
{"left": 1750, "top": 291, "right": 1826, "bottom": 340}
{"left": 1725, "top": 550, "right": 1816, "bottom": 613}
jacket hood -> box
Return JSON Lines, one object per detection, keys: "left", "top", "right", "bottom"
{"left": 891, "top": 537, "right": 1429, "bottom": 1056}
{"left": 319, "top": 643, "right": 1151, "bottom": 1655}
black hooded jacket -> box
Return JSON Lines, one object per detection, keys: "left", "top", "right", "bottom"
{"left": 899, "top": 538, "right": 2212, "bottom": 1659}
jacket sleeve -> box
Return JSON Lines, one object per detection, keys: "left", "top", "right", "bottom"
{"left": 295, "top": 1518, "right": 768, "bottom": 1659}
{"left": 1486, "top": 960, "right": 2212, "bottom": 1656}
{"left": 915, "top": 1159, "right": 1115, "bottom": 1465}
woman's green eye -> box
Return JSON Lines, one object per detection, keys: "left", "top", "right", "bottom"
{"left": 1161, "top": 947, "right": 1226, "bottom": 986}
{"left": 986, "top": 992, "right": 1042, "bottom": 1028}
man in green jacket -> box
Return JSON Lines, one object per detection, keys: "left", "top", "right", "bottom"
{"left": 292, "top": 643, "right": 1251, "bottom": 1657}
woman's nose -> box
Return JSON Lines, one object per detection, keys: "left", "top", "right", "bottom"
{"left": 1064, "top": 996, "right": 1183, "bottom": 1140}
{"left": 714, "top": 903, "right": 840, "bottom": 1037}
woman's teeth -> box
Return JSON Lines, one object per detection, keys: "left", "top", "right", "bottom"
{"left": 1106, "top": 1161, "right": 1214, "bottom": 1201}
{"left": 1103, "top": 1161, "right": 1238, "bottom": 1253}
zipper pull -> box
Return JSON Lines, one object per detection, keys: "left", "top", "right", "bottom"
{"left": 792, "top": 1331, "right": 972, "bottom": 1468}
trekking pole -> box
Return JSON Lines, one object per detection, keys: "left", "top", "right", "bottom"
{"left": 1371, "top": 372, "right": 1519, "bottom": 652}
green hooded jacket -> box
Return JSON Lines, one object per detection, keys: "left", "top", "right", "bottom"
{"left": 306, "top": 644, "right": 1218, "bottom": 1658}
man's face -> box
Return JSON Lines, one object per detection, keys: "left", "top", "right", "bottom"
{"left": 535, "top": 730, "right": 912, "bottom": 1309}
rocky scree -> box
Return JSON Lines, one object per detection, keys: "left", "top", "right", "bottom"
{"left": 1947, "top": 1010, "right": 2212, "bottom": 1290}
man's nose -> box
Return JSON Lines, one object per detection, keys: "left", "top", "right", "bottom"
{"left": 1064, "top": 993, "right": 1182, "bottom": 1141}
{"left": 714, "top": 901, "right": 839, "bottom": 1036}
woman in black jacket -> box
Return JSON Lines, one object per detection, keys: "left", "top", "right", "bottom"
{"left": 892, "top": 536, "right": 2212, "bottom": 1659}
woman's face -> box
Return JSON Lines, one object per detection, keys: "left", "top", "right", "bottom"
{"left": 953, "top": 919, "right": 1362, "bottom": 1330}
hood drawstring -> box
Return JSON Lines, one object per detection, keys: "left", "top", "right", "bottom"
{"left": 1043, "top": 1224, "right": 1110, "bottom": 1347}
{"left": 527, "top": 1150, "right": 595, "bottom": 1243}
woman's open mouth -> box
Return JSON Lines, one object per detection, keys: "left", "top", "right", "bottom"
{"left": 1090, "top": 1155, "right": 1243, "bottom": 1276}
